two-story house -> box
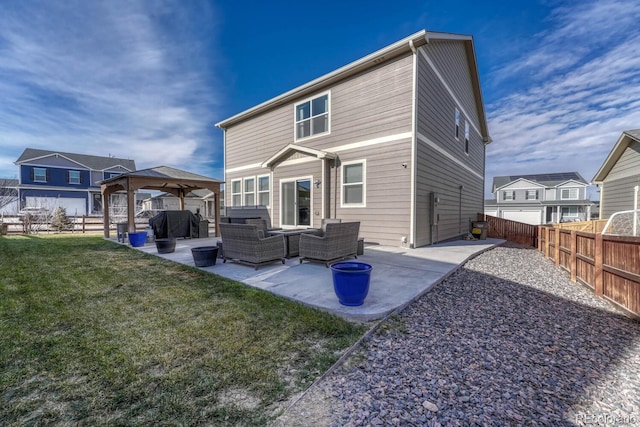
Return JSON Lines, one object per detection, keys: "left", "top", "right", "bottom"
{"left": 216, "top": 30, "right": 491, "bottom": 247}
{"left": 592, "top": 129, "right": 640, "bottom": 219}
{"left": 484, "top": 172, "right": 593, "bottom": 225}
{"left": 15, "top": 148, "right": 136, "bottom": 216}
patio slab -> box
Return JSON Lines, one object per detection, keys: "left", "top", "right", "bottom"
{"left": 128, "top": 237, "right": 505, "bottom": 322}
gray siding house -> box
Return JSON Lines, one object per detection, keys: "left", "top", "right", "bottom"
{"left": 592, "top": 129, "right": 640, "bottom": 219}
{"left": 484, "top": 172, "right": 592, "bottom": 225}
{"left": 216, "top": 30, "right": 490, "bottom": 247}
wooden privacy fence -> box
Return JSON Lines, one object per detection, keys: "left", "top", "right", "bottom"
{"left": 539, "top": 226, "right": 640, "bottom": 319}
{"left": 477, "top": 214, "right": 538, "bottom": 247}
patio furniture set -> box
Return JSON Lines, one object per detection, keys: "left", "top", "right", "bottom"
{"left": 217, "top": 219, "right": 363, "bottom": 269}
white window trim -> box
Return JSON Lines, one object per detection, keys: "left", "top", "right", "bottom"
{"left": 257, "top": 174, "right": 270, "bottom": 208}
{"left": 69, "top": 170, "right": 81, "bottom": 185}
{"left": 341, "top": 159, "right": 366, "bottom": 208}
{"left": 525, "top": 189, "right": 538, "bottom": 200}
{"left": 230, "top": 179, "right": 242, "bottom": 207}
{"left": 293, "top": 91, "right": 331, "bottom": 142}
{"left": 34, "top": 167, "right": 47, "bottom": 182}
{"left": 464, "top": 121, "right": 470, "bottom": 155}
{"left": 279, "top": 176, "right": 314, "bottom": 229}
{"left": 243, "top": 177, "right": 255, "bottom": 206}
{"left": 503, "top": 190, "right": 515, "bottom": 201}
{"left": 560, "top": 188, "right": 579, "bottom": 200}
{"left": 454, "top": 108, "right": 460, "bottom": 140}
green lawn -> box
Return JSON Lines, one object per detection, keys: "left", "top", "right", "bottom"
{"left": 0, "top": 235, "right": 366, "bottom": 426}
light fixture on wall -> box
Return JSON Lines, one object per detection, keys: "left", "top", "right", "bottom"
{"left": 314, "top": 179, "right": 321, "bottom": 188}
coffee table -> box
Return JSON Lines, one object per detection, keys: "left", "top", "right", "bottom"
{"left": 267, "top": 229, "right": 321, "bottom": 258}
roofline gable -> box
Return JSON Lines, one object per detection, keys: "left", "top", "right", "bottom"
{"left": 215, "top": 30, "right": 490, "bottom": 141}
{"left": 494, "top": 177, "right": 545, "bottom": 192}
{"left": 15, "top": 152, "right": 90, "bottom": 170}
{"left": 592, "top": 130, "right": 640, "bottom": 183}
{"left": 554, "top": 179, "right": 589, "bottom": 188}
{"left": 262, "top": 144, "right": 337, "bottom": 169}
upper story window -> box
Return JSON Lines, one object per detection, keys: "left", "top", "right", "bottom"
{"left": 33, "top": 167, "right": 47, "bottom": 182}
{"left": 560, "top": 188, "right": 579, "bottom": 200}
{"left": 295, "top": 93, "right": 329, "bottom": 140}
{"left": 464, "top": 121, "right": 470, "bottom": 154}
{"left": 104, "top": 172, "right": 121, "bottom": 180}
{"left": 243, "top": 178, "right": 255, "bottom": 206}
{"left": 526, "top": 190, "right": 538, "bottom": 200}
{"left": 503, "top": 190, "right": 515, "bottom": 201}
{"left": 231, "top": 180, "right": 241, "bottom": 206}
{"left": 258, "top": 175, "right": 270, "bottom": 207}
{"left": 455, "top": 109, "right": 460, "bottom": 140}
{"left": 68, "top": 170, "right": 81, "bottom": 184}
{"left": 342, "top": 160, "right": 366, "bottom": 207}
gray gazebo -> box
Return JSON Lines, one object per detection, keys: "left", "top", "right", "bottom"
{"left": 100, "top": 166, "right": 223, "bottom": 238}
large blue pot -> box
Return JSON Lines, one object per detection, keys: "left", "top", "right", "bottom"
{"left": 128, "top": 231, "right": 147, "bottom": 247}
{"left": 330, "top": 261, "right": 372, "bottom": 306}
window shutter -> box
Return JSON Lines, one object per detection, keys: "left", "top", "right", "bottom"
{"left": 66, "top": 171, "right": 70, "bottom": 183}
{"left": 45, "top": 169, "right": 50, "bottom": 182}
{"left": 536, "top": 190, "right": 539, "bottom": 199}
{"left": 30, "top": 168, "right": 34, "bottom": 181}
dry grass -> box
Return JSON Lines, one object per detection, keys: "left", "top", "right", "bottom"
{"left": 0, "top": 235, "right": 366, "bottom": 426}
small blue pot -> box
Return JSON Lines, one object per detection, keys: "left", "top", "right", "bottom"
{"left": 128, "top": 231, "right": 147, "bottom": 247}
{"left": 330, "top": 261, "right": 372, "bottom": 306}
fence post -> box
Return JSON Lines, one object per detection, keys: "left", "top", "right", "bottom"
{"left": 570, "top": 230, "right": 577, "bottom": 282}
{"left": 594, "top": 233, "right": 603, "bottom": 296}
{"left": 544, "top": 227, "right": 550, "bottom": 258}
{"left": 537, "top": 226, "right": 542, "bottom": 251}
{"left": 555, "top": 227, "right": 560, "bottom": 266}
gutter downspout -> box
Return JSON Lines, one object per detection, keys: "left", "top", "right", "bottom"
{"left": 409, "top": 39, "right": 418, "bottom": 248}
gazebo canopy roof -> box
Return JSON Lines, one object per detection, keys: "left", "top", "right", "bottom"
{"left": 100, "top": 165, "right": 223, "bottom": 192}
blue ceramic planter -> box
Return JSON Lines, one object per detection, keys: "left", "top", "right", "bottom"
{"left": 128, "top": 231, "right": 147, "bottom": 247}
{"left": 330, "top": 261, "right": 372, "bottom": 306}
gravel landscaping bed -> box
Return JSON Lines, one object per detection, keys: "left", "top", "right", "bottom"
{"left": 274, "top": 242, "right": 640, "bottom": 426}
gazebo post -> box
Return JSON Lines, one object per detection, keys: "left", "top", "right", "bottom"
{"left": 102, "top": 187, "right": 110, "bottom": 238}
{"left": 127, "top": 186, "right": 136, "bottom": 233}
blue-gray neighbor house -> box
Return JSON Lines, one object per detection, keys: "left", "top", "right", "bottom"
{"left": 15, "top": 148, "right": 136, "bottom": 216}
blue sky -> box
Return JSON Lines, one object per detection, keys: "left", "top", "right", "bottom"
{"left": 1, "top": 0, "right": 639, "bottom": 198}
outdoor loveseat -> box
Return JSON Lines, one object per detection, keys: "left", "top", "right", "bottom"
{"left": 299, "top": 221, "right": 360, "bottom": 266}
{"left": 219, "top": 223, "right": 286, "bottom": 269}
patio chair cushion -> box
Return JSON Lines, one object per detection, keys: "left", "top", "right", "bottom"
{"left": 299, "top": 221, "right": 360, "bottom": 266}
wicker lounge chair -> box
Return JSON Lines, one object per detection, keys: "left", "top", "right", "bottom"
{"left": 299, "top": 221, "right": 360, "bottom": 266}
{"left": 219, "top": 223, "right": 286, "bottom": 269}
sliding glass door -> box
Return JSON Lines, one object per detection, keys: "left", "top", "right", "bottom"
{"left": 281, "top": 179, "right": 311, "bottom": 227}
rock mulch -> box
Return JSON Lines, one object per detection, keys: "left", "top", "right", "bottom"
{"left": 274, "top": 243, "right": 640, "bottom": 426}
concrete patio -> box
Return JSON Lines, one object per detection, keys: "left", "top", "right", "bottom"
{"left": 127, "top": 237, "right": 505, "bottom": 322}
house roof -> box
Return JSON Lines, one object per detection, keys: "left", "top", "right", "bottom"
{"left": 15, "top": 148, "right": 136, "bottom": 171}
{"left": 592, "top": 129, "right": 640, "bottom": 183}
{"left": 215, "top": 30, "right": 490, "bottom": 143}
{"left": 492, "top": 172, "right": 588, "bottom": 192}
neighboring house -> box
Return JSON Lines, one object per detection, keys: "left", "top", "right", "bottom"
{"left": 216, "top": 30, "right": 491, "bottom": 247}
{"left": 0, "top": 178, "right": 19, "bottom": 214}
{"left": 142, "top": 189, "right": 218, "bottom": 218}
{"left": 592, "top": 129, "right": 640, "bottom": 219}
{"left": 484, "top": 172, "right": 593, "bottom": 225}
{"left": 15, "top": 148, "right": 136, "bottom": 216}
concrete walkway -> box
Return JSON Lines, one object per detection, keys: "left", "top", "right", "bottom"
{"left": 128, "top": 237, "right": 505, "bottom": 322}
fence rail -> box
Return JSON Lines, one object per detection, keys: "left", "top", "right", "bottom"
{"left": 539, "top": 226, "right": 640, "bottom": 319}
{"left": 476, "top": 214, "right": 639, "bottom": 318}
{"left": 477, "top": 214, "right": 538, "bottom": 247}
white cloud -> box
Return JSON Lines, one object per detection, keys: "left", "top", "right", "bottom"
{"left": 485, "top": 0, "right": 640, "bottom": 197}
{"left": 0, "top": 0, "right": 221, "bottom": 178}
